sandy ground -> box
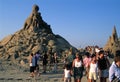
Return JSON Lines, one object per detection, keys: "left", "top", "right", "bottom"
{"left": 0, "top": 58, "right": 113, "bottom": 82}
{"left": 0, "top": 68, "right": 109, "bottom": 82}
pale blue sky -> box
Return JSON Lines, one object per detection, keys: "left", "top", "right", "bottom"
{"left": 0, "top": 0, "right": 120, "bottom": 48}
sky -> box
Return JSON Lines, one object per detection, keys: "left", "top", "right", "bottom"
{"left": 0, "top": 0, "right": 120, "bottom": 48}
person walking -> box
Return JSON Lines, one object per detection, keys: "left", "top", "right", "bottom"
{"left": 67, "top": 48, "right": 75, "bottom": 69}
{"left": 34, "top": 51, "right": 41, "bottom": 77}
{"left": 29, "top": 53, "right": 36, "bottom": 77}
{"left": 42, "top": 51, "right": 48, "bottom": 73}
{"left": 72, "top": 52, "right": 84, "bottom": 82}
{"left": 83, "top": 52, "right": 91, "bottom": 79}
{"left": 109, "top": 51, "right": 120, "bottom": 82}
{"left": 63, "top": 63, "right": 72, "bottom": 82}
{"left": 88, "top": 54, "right": 98, "bottom": 82}
{"left": 53, "top": 52, "right": 58, "bottom": 73}
{"left": 98, "top": 50, "right": 110, "bottom": 82}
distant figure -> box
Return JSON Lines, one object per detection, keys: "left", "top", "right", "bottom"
{"left": 53, "top": 52, "right": 58, "bottom": 73}
{"left": 48, "top": 49, "right": 54, "bottom": 71}
{"left": 88, "top": 54, "right": 98, "bottom": 82}
{"left": 29, "top": 53, "right": 36, "bottom": 77}
{"left": 63, "top": 64, "right": 72, "bottom": 82}
{"left": 63, "top": 51, "right": 69, "bottom": 64}
{"left": 109, "top": 51, "right": 120, "bottom": 82}
{"left": 42, "top": 52, "right": 48, "bottom": 73}
{"left": 35, "top": 51, "right": 41, "bottom": 61}
{"left": 67, "top": 51, "right": 75, "bottom": 69}
{"left": 34, "top": 51, "right": 41, "bottom": 76}
{"left": 72, "top": 52, "right": 84, "bottom": 82}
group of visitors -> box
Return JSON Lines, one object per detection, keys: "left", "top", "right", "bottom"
{"left": 63, "top": 48, "right": 120, "bottom": 82}
{"left": 28, "top": 47, "right": 120, "bottom": 82}
{"left": 29, "top": 51, "right": 41, "bottom": 77}
{"left": 43, "top": 51, "right": 59, "bottom": 73}
{"left": 29, "top": 50, "right": 59, "bottom": 77}
{"left": 63, "top": 48, "right": 84, "bottom": 82}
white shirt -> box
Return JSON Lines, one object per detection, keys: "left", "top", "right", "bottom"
{"left": 89, "top": 62, "right": 98, "bottom": 73}
{"left": 64, "top": 69, "right": 71, "bottom": 78}
{"left": 75, "top": 60, "right": 82, "bottom": 67}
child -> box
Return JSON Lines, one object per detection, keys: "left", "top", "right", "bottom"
{"left": 63, "top": 64, "right": 72, "bottom": 82}
{"left": 88, "top": 54, "right": 98, "bottom": 82}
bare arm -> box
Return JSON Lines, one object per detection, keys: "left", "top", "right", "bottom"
{"left": 72, "top": 59, "right": 75, "bottom": 68}
{"left": 29, "top": 55, "right": 32, "bottom": 63}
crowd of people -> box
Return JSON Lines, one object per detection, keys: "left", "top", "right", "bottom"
{"left": 63, "top": 47, "right": 120, "bottom": 82}
{"left": 28, "top": 47, "right": 120, "bottom": 82}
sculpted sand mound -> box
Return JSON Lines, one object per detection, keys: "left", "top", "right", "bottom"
{"left": 104, "top": 26, "right": 120, "bottom": 55}
{"left": 0, "top": 5, "right": 76, "bottom": 66}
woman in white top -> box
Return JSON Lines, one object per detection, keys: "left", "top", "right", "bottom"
{"left": 88, "top": 54, "right": 98, "bottom": 82}
{"left": 63, "top": 64, "right": 71, "bottom": 82}
{"left": 72, "top": 52, "right": 84, "bottom": 82}
{"left": 29, "top": 53, "right": 36, "bottom": 77}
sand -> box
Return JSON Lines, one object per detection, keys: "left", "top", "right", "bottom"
{"left": 0, "top": 67, "right": 109, "bottom": 82}
{"left": 0, "top": 58, "right": 113, "bottom": 82}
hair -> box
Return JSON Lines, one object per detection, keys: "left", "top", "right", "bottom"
{"left": 99, "top": 50, "right": 104, "bottom": 55}
{"left": 91, "top": 54, "right": 96, "bottom": 58}
{"left": 114, "top": 56, "right": 120, "bottom": 63}
{"left": 76, "top": 52, "right": 82, "bottom": 60}
{"left": 64, "top": 64, "right": 71, "bottom": 70}
{"left": 85, "top": 52, "right": 90, "bottom": 58}
{"left": 36, "top": 51, "right": 39, "bottom": 54}
{"left": 31, "top": 53, "right": 33, "bottom": 56}
{"left": 115, "top": 50, "right": 120, "bottom": 57}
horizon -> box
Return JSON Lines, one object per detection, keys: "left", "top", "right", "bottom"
{"left": 0, "top": 0, "right": 120, "bottom": 48}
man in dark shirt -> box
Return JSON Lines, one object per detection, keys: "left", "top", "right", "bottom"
{"left": 98, "top": 50, "right": 110, "bottom": 82}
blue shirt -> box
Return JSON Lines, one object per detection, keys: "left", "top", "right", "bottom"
{"left": 109, "top": 62, "right": 120, "bottom": 82}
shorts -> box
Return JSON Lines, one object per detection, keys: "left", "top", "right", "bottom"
{"left": 30, "top": 66, "right": 35, "bottom": 73}
{"left": 99, "top": 69, "right": 109, "bottom": 78}
{"left": 89, "top": 72, "right": 97, "bottom": 80}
